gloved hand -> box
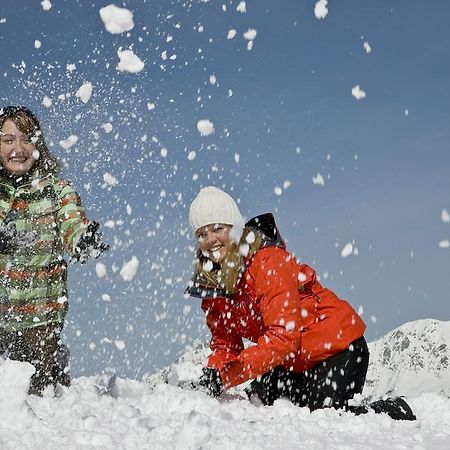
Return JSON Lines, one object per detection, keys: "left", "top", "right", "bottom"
{"left": 0, "top": 221, "right": 38, "bottom": 254}
{"left": 194, "top": 367, "right": 223, "bottom": 398}
{"left": 72, "top": 221, "right": 110, "bottom": 264}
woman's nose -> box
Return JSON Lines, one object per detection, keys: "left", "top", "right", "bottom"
{"left": 204, "top": 231, "right": 216, "bottom": 246}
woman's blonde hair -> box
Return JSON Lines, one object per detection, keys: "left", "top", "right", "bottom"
{"left": 0, "top": 106, "right": 61, "bottom": 177}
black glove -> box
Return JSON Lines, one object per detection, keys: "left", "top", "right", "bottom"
{"left": 0, "top": 221, "right": 38, "bottom": 254}
{"left": 194, "top": 367, "right": 223, "bottom": 398}
{"left": 72, "top": 221, "right": 110, "bottom": 264}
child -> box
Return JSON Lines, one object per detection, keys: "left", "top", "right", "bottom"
{"left": 0, "top": 106, "right": 108, "bottom": 395}
{"left": 186, "top": 186, "right": 415, "bottom": 420}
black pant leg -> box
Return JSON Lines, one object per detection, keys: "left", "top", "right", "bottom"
{"left": 302, "top": 336, "right": 369, "bottom": 411}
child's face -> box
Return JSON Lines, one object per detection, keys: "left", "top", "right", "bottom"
{"left": 0, "top": 119, "right": 38, "bottom": 176}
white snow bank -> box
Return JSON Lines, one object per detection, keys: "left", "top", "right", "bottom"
{"left": 99, "top": 4, "right": 134, "bottom": 34}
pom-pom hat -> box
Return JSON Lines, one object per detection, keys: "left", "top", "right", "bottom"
{"left": 189, "top": 186, "right": 244, "bottom": 233}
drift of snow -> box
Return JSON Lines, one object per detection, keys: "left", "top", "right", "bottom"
{"left": 120, "top": 256, "right": 139, "bottom": 281}
{"left": 197, "top": 119, "right": 215, "bottom": 136}
{"left": 41, "top": 0, "right": 52, "bottom": 11}
{"left": 352, "top": 85, "right": 366, "bottom": 100}
{"left": 75, "top": 82, "right": 93, "bottom": 104}
{"left": 441, "top": 208, "right": 450, "bottom": 223}
{"left": 116, "top": 49, "right": 144, "bottom": 73}
{"left": 99, "top": 4, "right": 134, "bottom": 34}
{"left": 59, "top": 135, "right": 78, "bottom": 149}
{"left": 314, "top": 0, "right": 328, "bottom": 19}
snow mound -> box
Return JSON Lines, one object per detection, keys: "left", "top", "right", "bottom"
{"left": 364, "top": 319, "right": 450, "bottom": 398}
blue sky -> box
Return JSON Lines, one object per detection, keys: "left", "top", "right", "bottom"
{"left": 1, "top": 0, "right": 449, "bottom": 379}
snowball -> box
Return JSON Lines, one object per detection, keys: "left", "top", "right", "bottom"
{"left": 237, "top": 2, "right": 246, "bottom": 13}
{"left": 34, "top": 40, "right": 42, "bottom": 49}
{"left": 41, "top": 0, "right": 52, "bottom": 11}
{"left": 102, "top": 123, "right": 113, "bottom": 133}
{"left": 103, "top": 172, "right": 118, "bottom": 186}
{"left": 114, "top": 340, "right": 126, "bottom": 350}
{"left": 243, "top": 29, "right": 257, "bottom": 41}
{"left": 352, "top": 85, "right": 366, "bottom": 100}
{"left": 227, "top": 29, "right": 237, "bottom": 39}
{"left": 439, "top": 240, "right": 449, "bottom": 248}
{"left": 99, "top": 4, "right": 134, "bottom": 34}
{"left": 59, "top": 135, "right": 78, "bottom": 149}
{"left": 120, "top": 256, "right": 139, "bottom": 281}
{"left": 197, "top": 119, "right": 215, "bottom": 136}
{"left": 96, "top": 262, "right": 107, "bottom": 278}
{"left": 314, "top": 0, "right": 328, "bottom": 19}
{"left": 441, "top": 208, "right": 450, "bottom": 223}
{"left": 76, "top": 82, "right": 93, "bottom": 104}
{"left": 341, "top": 242, "right": 353, "bottom": 258}
{"left": 312, "top": 173, "right": 325, "bottom": 186}
{"left": 42, "top": 96, "right": 52, "bottom": 108}
{"left": 363, "top": 41, "right": 372, "bottom": 53}
{"left": 116, "top": 49, "right": 144, "bottom": 73}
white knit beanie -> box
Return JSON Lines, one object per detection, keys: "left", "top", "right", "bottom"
{"left": 189, "top": 186, "right": 244, "bottom": 233}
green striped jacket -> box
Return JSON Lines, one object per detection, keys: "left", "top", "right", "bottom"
{"left": 0, "top": 170, "right": 88, "bottom": 331}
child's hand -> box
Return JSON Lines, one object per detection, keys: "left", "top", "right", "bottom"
{"left": 72, "top": 221, "right": 110, "bottom": 264}
{"left": 0, "top": 221, "right": 38, "bottom": 254}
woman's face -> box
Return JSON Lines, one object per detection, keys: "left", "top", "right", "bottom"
{"left": 0, "top": 119, "right": 38, "bottom": 176}
{"left": 196, "top": 223, "right": 232, "bottom": 263}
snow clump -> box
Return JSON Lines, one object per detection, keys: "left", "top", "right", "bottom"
{"left": 99, "top": 4, "right": 134, "bottom": 34}
{"left": 41, "top": 0, "right": 52, "bottom": 11}
{"left": 59, "top": 135, "right": 78, "bottom": 149}
{"left": 363, "top": 41, "right": 372, "bottom": 53}
{"left": 243, "top": 29, "right": 257, "bottom": 50}
{"left": 441, "top": 208, "right": 450, "bottom": 223}
{"left": 75, "top": 82, "right": 93, "bottom": 104}
{"left": 237, "top": 2, "right": 246, "bottom": 13}
{"left": 116, "top": 49, "right": 144, "bottom": 73}
{"left": 439, "top": 240, "right": 449, "bottom": 249}
{"left": 197, "top": 119, "right": 215, "bottom": 136}
{"left": 341, "top": 242, "right": 354, "bottom": 258}
{"left": 227, "top": 29, "right": 237, "bottom": 39}
{"left": 314, "top": 0, "right": 328, "bottom": 19}
{"left": 42, "top": 96, "right": 52, "bottom": 108}
{"left": 120, "top": 256, "right": 139, "bottom": 281}
{"left": 312, "top": 173, "right": 325, "bottom": 186}
{"left": 352, "top": 85, "right": 366, "bottom": 100}
{"left": 103, "top": 173, "right": 118, "bottom": 187}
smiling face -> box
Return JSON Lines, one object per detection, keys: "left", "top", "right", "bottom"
{"left": 196, "top": 223, "right": 233, "bottom": 263}
{"left": 0, "top": 119, "right": 38, "bottom": 176}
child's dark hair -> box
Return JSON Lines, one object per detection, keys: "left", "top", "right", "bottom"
{"left": 0, "top": 106, "right": 61, "bottom": 176}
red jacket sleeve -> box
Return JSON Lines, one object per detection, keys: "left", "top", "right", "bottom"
{"left": 219, "top": 248, "right": 302, "bottom": 388}
{"left": 201, "top": 297, "right": 244, "bottom": 369}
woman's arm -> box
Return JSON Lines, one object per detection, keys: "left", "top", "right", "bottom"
{"left": 219, "top": 247, "right": 302, "bottom": 388}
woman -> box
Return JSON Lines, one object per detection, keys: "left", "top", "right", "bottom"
{"left": 0, "top": 106, "right": 108, "bottom": 395}
{"left": 186, "top": 187, "right": 416, "bottom": 420}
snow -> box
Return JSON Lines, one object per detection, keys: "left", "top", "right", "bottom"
{"left": 314, "top": 0, "right": 328, "bottom": 20}
{"left": 42, "top": 95, "right": 52, "bottom": 107}
{"left": 441, "top": 208, "right": 450, "bottom": 223}
{"left": 439, "top": 240, "right": 449, "bottom": 248}
{"left": 363, "top": 41, "right": 372, "bottom": 53}
{"left": 99, "top": 4, "right": 134, "bottom": 35}
{"left": 312, "top": 173, "right": 325, "bottom": 186}
{"left": 341, "top": 242, "right": 354, "bottom": 257}
{"left": 103, "top": 172, "right": 118, "bottom": 187}
{"left": 120, "top": 256, "right": 139, "bottom": 281}
{"left": 96, "top": 262, "right": 107, "bottom": 278}
{"left": 197, "top": 119, "right": 215, "bottom": 136}
{"left": 75, "top": 81, "right": 93, "bottom": 104}
{"left": 227, "top": 29, "right": 237, "bottom": 39}
{"left": 59, "top": 135, "right": 78, "bottom": 149}
{"left": 352, "top": 85, "right": 366, "bottom": 100}
{"left": 237, "top": 1, "right": 247, "bottom": 13}
{"left": 1, "top": 320, "right": 449, "bottom": 449}
{"left": 34, "top": 40, "right": 42, "bottom": 49}
{"left": 41, "top": 0, "right": 52, "bottom": 11}
{"left": 116, "top": 49, "right": 144, "bottom": 73}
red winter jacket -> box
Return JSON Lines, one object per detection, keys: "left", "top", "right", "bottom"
{"left": 201, "top": 246, "right": 366, "bottom": 388}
